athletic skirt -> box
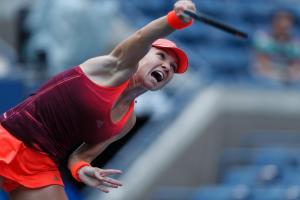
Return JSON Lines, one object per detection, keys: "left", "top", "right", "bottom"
{"left": 0, "top": 124, "right": 64, "bottom": 192}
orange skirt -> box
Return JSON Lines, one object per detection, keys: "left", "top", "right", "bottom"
{"left": 0, "top": 124, "right": 64, "bottom": 192}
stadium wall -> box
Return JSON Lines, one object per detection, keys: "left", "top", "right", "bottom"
{"left": 89, "top": 86, "right": 300, "bottom": 200}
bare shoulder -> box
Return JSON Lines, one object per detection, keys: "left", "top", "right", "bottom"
{"left": 79, "top": 55, "right": 131, "bottom": 87}
{"left": 80, "top": 55, "right": 118, "bottom": 75}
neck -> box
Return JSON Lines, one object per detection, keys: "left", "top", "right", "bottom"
{"left": 119, "top": 78, "right": 147, "bottom": 105}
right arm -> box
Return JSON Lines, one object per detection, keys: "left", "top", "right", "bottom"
{"left": 81, "top": 0, "right": 196, "bottom": 86}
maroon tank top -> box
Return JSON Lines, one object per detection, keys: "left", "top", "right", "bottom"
{"left": 0, "top": 66, "right": 134, "bottom": 162}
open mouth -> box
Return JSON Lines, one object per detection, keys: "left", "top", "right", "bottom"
{"left": 151, "top": 71, "right": 164, "bottom": 82}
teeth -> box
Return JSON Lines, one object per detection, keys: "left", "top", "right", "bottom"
{"left": 158, "top": 71, "right": 164, "bottom": 79}
{"left": 151, "top": 70, "right": 165, "bottom": 83}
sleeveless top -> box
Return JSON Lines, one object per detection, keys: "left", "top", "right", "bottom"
{"left": 0, "top": 66, "right": 134, "bottom": 162}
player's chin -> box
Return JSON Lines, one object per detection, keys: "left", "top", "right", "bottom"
{"left": 144, "top": 80, "right": 163, "bottom": 91}
{"left": 144, "top": 84, "right": 160, "bottom": 91}
{"left": 148, "top": 86, "right": 161, "bottom": 91}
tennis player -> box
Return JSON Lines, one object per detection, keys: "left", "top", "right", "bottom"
{"left": 0, "top": 0, "right": 196, "bottom": 199}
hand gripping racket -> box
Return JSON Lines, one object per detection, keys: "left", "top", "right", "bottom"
{"left": 184, "top": 10, "right": 248, "bottom": 39}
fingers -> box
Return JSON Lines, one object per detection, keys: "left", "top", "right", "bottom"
{"left": 96, "top": 179, "right": 122, "bottom": 193}
{"left": 81, "top": 176, "right": 102, "bottom": 188}
{"left": 81, "top": 167, "right": 123, "bottom": 193}
{"left": 174, "top": 0, "right": 196, "bottom": 22}
{"left": 94, "top": 170, "right": 123, "bottom": 186}
{"left": 102, "top": 181, "right": 119, "bottom": 188}
{"left": 99, "top": 169, "right": 123, "bottom": 176}
{"left": 174, "top": 0, "right": 196, "bottom": 12}
{"left": 82, "top": 176, "right": 121, "bottom": 193}
{"left": 101, "top": 177, "right": 123, "bottom": 186}
{"left": 96, "top": 182, "right": 121, "bottom": 193}
{"left": 97, "top": 185, "right": 110, "bottom": 193}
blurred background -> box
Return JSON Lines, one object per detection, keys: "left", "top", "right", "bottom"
{"left": 1, "top": 0, "right": 300, "bottom": 199}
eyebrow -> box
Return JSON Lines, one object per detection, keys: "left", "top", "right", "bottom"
{"left": 159, "top": 51, "right": 166, "bottom": 59}
{"left": 157, "top": 49, "right": 179, "bottom": 71}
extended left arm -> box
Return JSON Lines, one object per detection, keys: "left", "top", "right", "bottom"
{"left": 68, "top": 116, "right": 136, "bottom": 193}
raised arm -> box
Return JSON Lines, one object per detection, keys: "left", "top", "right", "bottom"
{"left": 110, "top": 0, "right": 195, "bottom": 71}
{"left": 81, "top": 0, "right": 196, "bottom": 86}
{"left": 110, "top": 17, "right": 173, "bottom": 70}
